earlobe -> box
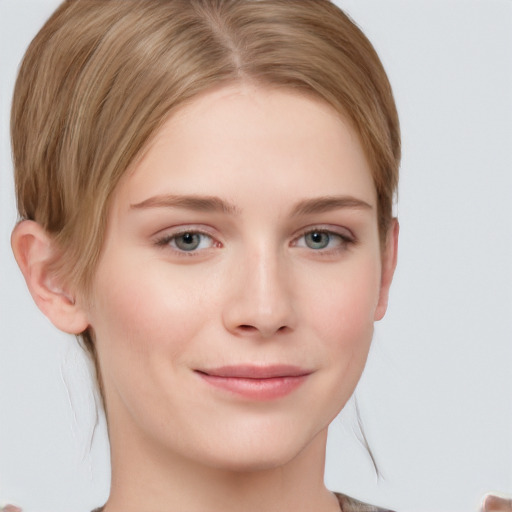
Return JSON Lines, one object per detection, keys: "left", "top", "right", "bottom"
{"left": 374, "top": 219, "right": 399, "bottom": 321}
{"left": 11, "top": 220, "right": 89, "bottom": 334}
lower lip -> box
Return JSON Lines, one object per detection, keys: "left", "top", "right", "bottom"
{"left": 197, "top": 373, "right": 309, "bottom": 400}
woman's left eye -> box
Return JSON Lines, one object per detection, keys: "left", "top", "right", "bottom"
{"left": 156, "top": 231, "right": 216, "bottom": 252}
{"left": 294, "top": 229, "right": 351, "bottom": 251}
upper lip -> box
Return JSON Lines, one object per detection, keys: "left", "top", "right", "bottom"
{"left": 196, "top": 365, "right": 311, "bottom": 379}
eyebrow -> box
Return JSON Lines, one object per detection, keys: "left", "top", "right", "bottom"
{"left": 130, "top": 194, "right": 372, "bottom": 216}
{"left": 290, "top": 196, "right": 373, "bottom": 216}
{"left": 130, "top": 194, "right": 240, "bottom": 215}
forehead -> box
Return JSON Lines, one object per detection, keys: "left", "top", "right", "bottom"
{"left": 117, "top": 83, "right": 376, "bottom": 210}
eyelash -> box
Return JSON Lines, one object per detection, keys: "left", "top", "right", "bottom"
{"left": 154, "top": 229, "right": 219, "bottom": 256}
{"left": 291, "top": 227, "right": 355, "bottom": 254}
{"left": 153, "top": 226, "right": 355, "bottom": 256}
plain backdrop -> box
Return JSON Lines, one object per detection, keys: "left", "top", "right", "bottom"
{"left": 1, "top": 1, "right": 511, "bottom": 511}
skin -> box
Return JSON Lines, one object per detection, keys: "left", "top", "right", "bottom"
{"left": 12, "top": 84, "right": 398, "bottom": 512}
{"left": 482, "top": 496, "right": 512, "bottom": 512}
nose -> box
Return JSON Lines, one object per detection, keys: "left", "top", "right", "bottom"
{"left": 222, "top": 246, "right": 297, "bottom": 338}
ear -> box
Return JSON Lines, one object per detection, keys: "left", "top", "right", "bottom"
{"left": 374, "top": 218, "right": 399, "bottom": 321}
{"left": 11, "top": 220, "right": 89, "bottom": 334}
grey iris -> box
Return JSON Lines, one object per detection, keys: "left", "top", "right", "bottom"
{"left": 305, "top": 232, "right": 330, "bottom": 249}
{"left": 175, "top": 233, "right": 201, "bottom": 251}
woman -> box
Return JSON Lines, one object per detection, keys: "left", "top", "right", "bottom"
{"left": 3, "top": 1, "right": 510, "bottom": 511}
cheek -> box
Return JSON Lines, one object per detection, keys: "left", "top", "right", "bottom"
{"left": 306, "top": 256, "right": 381, "bottom": 340}
{"left": 302, "top": 255, "right": 381, "bottom": 386}
{"left": 88, "top": 253, "right": 211, "bottom": 366}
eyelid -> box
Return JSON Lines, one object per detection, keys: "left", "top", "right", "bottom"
{"left": 291, "top": 225, "right": 355, "bottom": 243}
{"left": 152, "top": 224, "right": 355, "bottom": 256}
{"left": 290, "top": 225, "right": 357, "bottom": 253}
{"left": 153, "top": 226, "right": 222, "bottom": 254}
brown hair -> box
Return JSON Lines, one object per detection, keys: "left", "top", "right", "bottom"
{"left": 11, "top": 0, "right": 400, "bottom": 395}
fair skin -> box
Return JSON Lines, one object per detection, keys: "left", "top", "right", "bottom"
{"left": 12, "top": 84, "right": 398, "bottom": 512}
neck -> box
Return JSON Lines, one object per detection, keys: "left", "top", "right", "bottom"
{"left": 104, "top": 423, "right": 339, "bottom": 512}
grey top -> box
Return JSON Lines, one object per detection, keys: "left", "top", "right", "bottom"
{"left": 335, "top": 492, "right": 396, "bottom": 512}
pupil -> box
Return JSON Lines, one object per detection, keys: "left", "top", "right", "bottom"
{"left": 306, "top": 231, "right": 329, "bottom": 249}
{"left": 175, "top": 232, "right": 200, "bottom": 251}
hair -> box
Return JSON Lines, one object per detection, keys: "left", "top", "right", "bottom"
{"left": 11, "top": 0, "right": 400, "bottom": 404}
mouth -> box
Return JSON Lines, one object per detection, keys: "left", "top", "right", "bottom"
{"left": 195, "top": 365, "right": 312, "bottom": 401}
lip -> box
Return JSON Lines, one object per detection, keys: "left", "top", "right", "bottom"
{"left": 195, "top": 365, "right": 312, "bottom": 401}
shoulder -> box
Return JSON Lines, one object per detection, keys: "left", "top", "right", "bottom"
{"left": 334, "top": 492, "right": 396, "bottom": 512}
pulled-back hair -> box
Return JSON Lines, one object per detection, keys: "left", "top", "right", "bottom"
{"left": 11, "top": 0, "right": 400, "bottom": 396}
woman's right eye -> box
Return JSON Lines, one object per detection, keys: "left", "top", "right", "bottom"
{"left": 155, "top": 231, "right": 217, "bottom": 253}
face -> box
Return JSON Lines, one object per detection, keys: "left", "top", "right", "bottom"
{"left": 85, "top": 84, "right": 396, "bottom": 472}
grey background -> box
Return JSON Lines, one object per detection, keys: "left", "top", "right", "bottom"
{"left": 1, "top": 1, "right": 511, "bottom": 511}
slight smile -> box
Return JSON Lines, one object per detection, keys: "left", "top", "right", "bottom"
{"left": 195, "top": 365, "right": 313, "bottom": 401}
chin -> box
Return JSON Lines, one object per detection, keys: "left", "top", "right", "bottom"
{"left": 202, "top": 445, "right": 304, "bottom": 473}
{"left": 192, "top": 420, "right": 327, "bottom": 474}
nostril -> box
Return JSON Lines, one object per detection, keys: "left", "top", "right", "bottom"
{"left": 239, "top": 325, "right": 257, "bottom": 332}
{"left": 236, "top": 324, "right": 288, "bottom": 336}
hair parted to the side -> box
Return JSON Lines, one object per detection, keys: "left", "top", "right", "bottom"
{"left": 11, "top": 0, "right": 400, "bottom": 403}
